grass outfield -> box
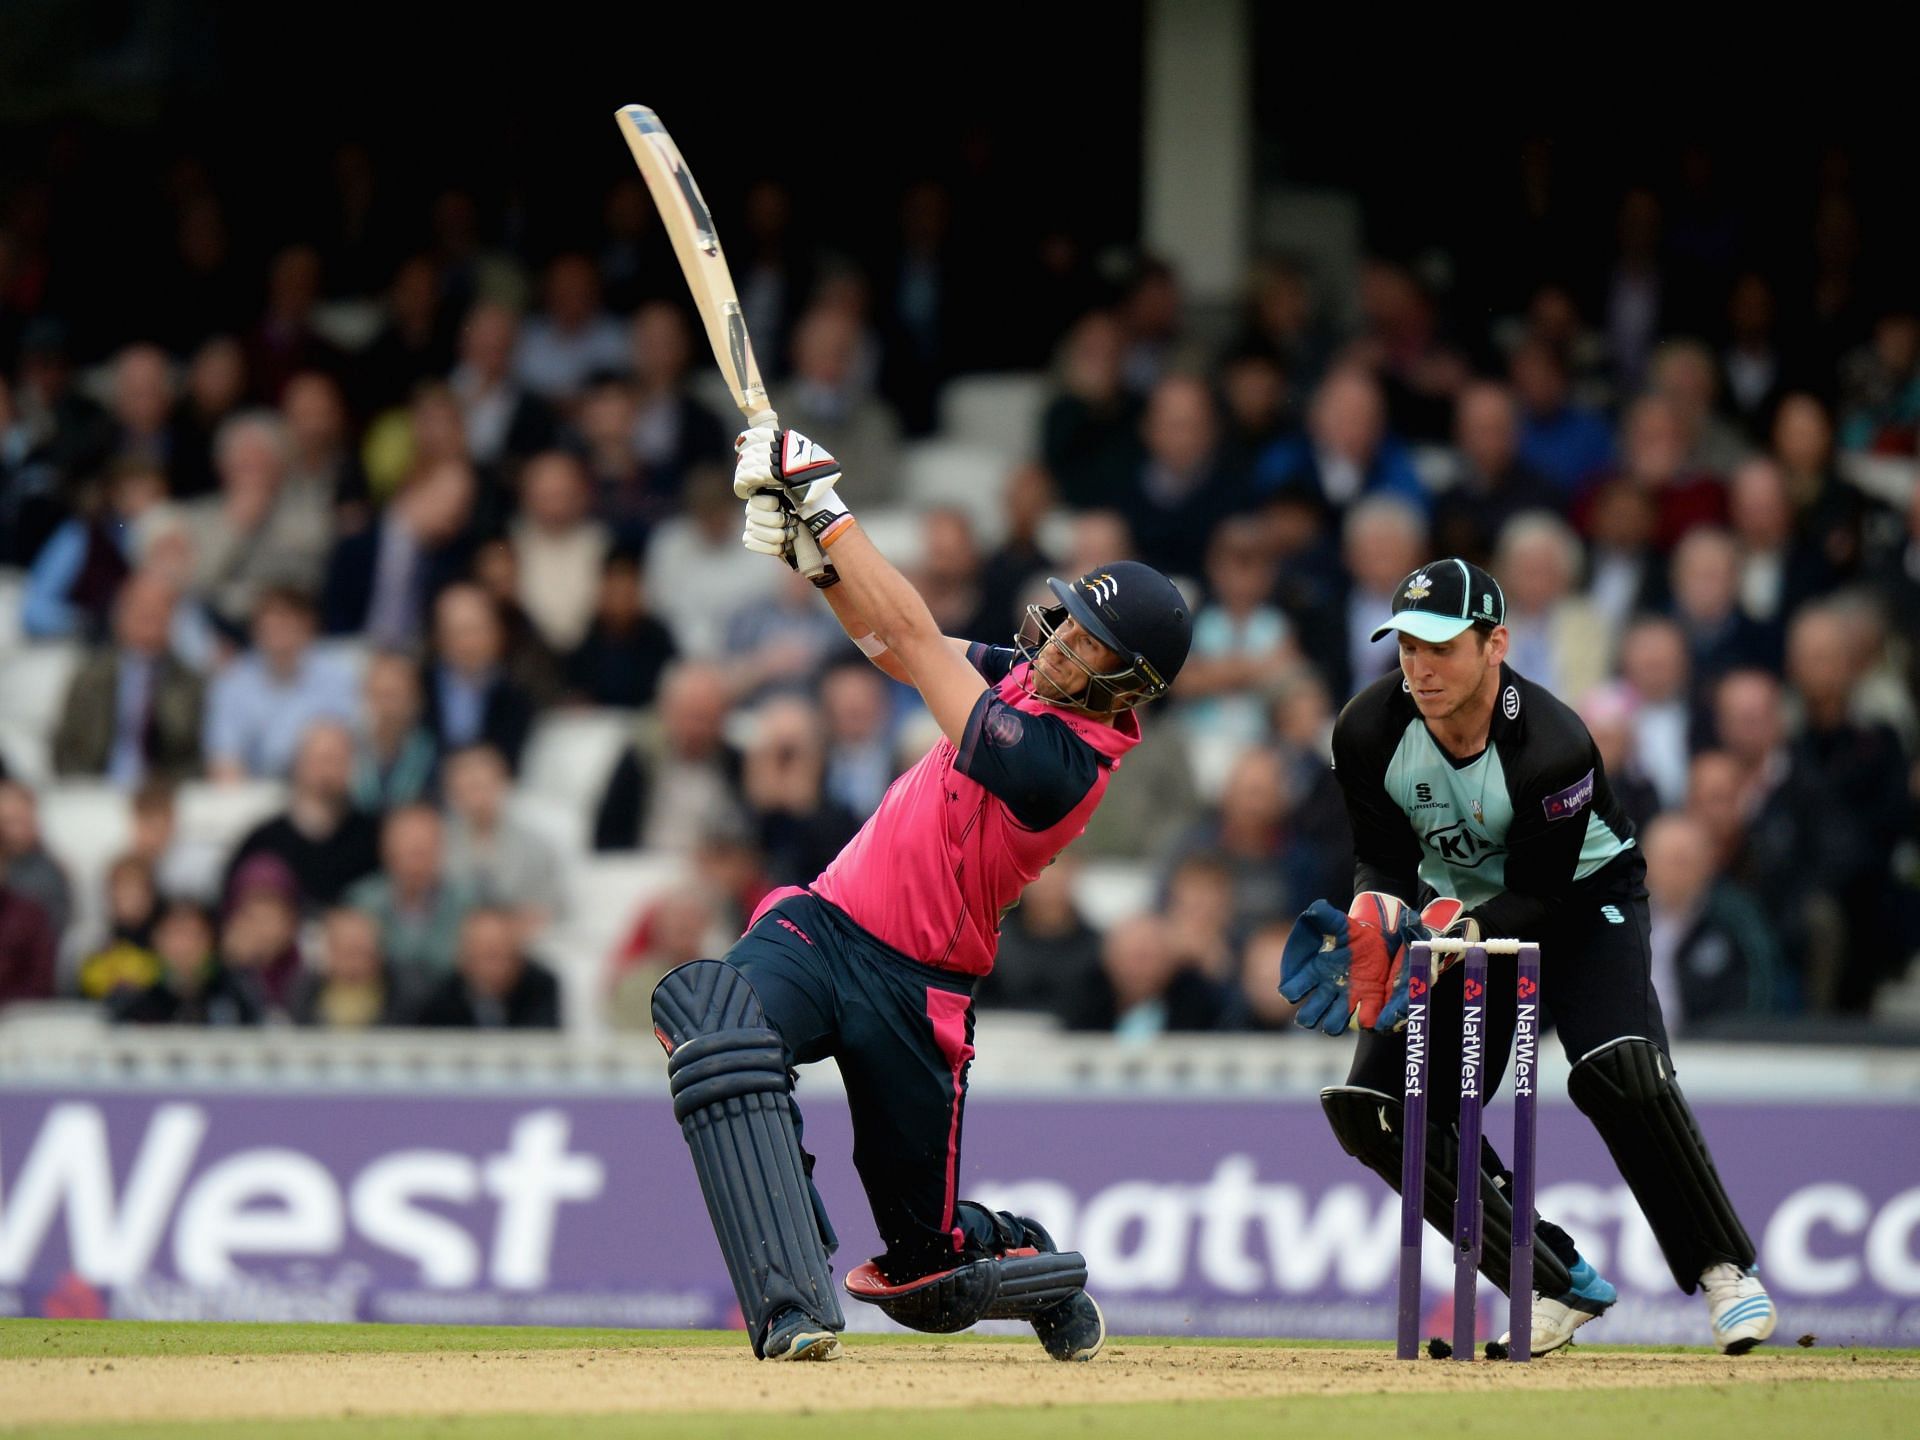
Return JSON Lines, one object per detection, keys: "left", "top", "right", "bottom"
{"left": 1, "top": 1321, "right": 1915, "bottom": 1440}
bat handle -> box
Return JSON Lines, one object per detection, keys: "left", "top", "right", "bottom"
{"left": 747, "top": 407, "right": 830, "bottom": 582}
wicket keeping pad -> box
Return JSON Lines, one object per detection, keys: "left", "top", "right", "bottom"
{"left": 652, "top": 960, "right": 846, "bottom": 1357}
{"left": 1566, "top": 1037, "right": 1755, "bottom": 1290}
{"left": 1321, "top": 1085, "right": 1572, "bottom": 1298}
{"left": 844, "top": 1205, "right": 1089, "bottom": 1332}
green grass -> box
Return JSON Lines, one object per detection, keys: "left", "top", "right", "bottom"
{"left": 5, "top": 1386, "right": 1919, "bottom": 1440}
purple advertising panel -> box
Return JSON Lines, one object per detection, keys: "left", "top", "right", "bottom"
{"left": 2, "top": 1087, "right": 1917, "bottom": 1345}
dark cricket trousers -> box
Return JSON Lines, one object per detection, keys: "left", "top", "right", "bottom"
{"left": 1344, "top": 864, "right": 1673, "bottom": 1277}
{"left": 723, "top": 889, "right": 990, "bottom": 1283}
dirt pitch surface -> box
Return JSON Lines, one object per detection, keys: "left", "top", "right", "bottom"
{"left": 7, "top": 1340, "right": 1919, "bottom": 1428}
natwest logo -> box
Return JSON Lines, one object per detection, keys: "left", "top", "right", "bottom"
{"left": 0, "top": 1104, "right": 604, "bottom": 1291}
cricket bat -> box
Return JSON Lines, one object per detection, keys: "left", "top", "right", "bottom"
{"left": 614, "top": 104, "right": 828, "bottom": 579}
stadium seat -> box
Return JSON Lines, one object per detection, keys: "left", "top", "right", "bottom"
{"left": 535, "top": 851, "right": 689, "bottom": 1037}
{"left": 937, "top": 372, "right": 1050, "bottom": 461}
{"left": 518, "top": 709, "right": 637, "bottom": 830}
{"left": 38, "top": 781, "right": 133, "bottom": 962}
{"left": 848, "top": 507, "right": 926, "bottom": 572}
{"left": 1071, "top": 859, "right": 1153, "bottom": 929}
{"left": 897, "top": 441, "right": 1011, "bottom": 547}
{"left": 0, "top": 569, "right": 24, "bottom": 652}
{"left": 0, "top": 642, "right": 82, "bottom": 747}
{"left": 167, "top": 781, "right": 289, "bottom": 903}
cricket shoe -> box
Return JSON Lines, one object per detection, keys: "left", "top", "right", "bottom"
{"left": 1497, "top": 1255, "right": 1617, "bottom": 1356}
{"left": 1703, "top": 1264, "right": 1776, "bottom": 1355}
{"left": 1031, "top": 1291, "right": 1105, "bottom": 1362}
{"left": 763, "top": 1307, "right": 843, "bottom": 1361}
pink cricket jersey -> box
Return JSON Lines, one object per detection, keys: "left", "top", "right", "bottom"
{"left": 811, "top": 655, "right": 1140, "bottom": 976}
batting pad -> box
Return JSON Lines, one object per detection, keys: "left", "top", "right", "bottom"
{"left": 653, "top": 961, "right": 846, "bottom": 1356}
{"left": 1567, "top": 1038, "right": 1756, "bottom": 1290}
{"left": 1321, "top": 1086, "right": 1573, "bottom": 1299}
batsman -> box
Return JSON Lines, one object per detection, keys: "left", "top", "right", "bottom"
{"left": 650, "top": 425, "right": 1191, "bottom": 1360}
{"left": 1281, "top": 558, "right": 1777, "bottom": 1355}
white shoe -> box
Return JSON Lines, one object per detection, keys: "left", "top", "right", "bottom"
{"left": 1497, "top": 1291, "right": 1610, "bottom": 1356}
{"left": 1702, "top": 1263, "right": 1776, "bottom": 1355}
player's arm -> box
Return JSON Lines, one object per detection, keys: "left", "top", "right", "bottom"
{"left": 735, "top": 428, "right": 986, "bottom": 744}
{"left": 1330, "top": 699, "right": 1423, "bottom": 905}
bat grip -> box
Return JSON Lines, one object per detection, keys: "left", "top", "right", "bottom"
{"left": 746, "top": 406, "right": 829, "bottom": 582}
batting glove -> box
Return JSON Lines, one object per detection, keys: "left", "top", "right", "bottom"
{"left": 1278, "top": 900, "right": 1355, "bottom": 1037}
{"left": 733, "top": 425, "right": 853, "bottom": 548}
{"left": 742, "top": 492, "right": 841, "bottom": 588}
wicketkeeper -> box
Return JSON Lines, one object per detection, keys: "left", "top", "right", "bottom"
{"left": 649, "top": 426, "right": 1191, "bottom": 1360}
{"left": 1281, "top": 558, "right": 1777, "bottom": 1354}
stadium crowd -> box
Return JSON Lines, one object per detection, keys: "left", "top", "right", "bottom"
{"left": 1, "top": 139, "right": 1917, "bottom": 1038}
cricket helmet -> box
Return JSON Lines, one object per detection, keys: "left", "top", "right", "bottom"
{"left": 1015, "top": 561, "right": 1191, "bottom": 714}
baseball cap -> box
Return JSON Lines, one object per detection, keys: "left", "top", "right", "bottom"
{"left": 1368, "top": 557, "right": 1507, "bottom": 644}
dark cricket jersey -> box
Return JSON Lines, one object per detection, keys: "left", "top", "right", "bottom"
{"left": 1330, "top": 663, "right": 1637, "bottom": 938}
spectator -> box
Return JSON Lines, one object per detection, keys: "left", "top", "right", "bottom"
{"left": 1685, "top": 749, "right": 1750, "bottom": 873}
{"left": 819, "top": 659, "right": 900, "bottom": 820}
{"left": 422, "top": 583, "right": 538, "bottom": 772}
{"left": 181, "top": 410, "right": 330, "bottom": 635}
{"left": 1650, "top": 340, "right": 1750, "bottom": 477}
{"left": 1255, "top": 366, "right": 1425, "bottom": 523}
{"left": 1354, "top": 259, "right": 1470, "bottom": 442}
{"left": 566, "top": 547, "right": 679, "bottom": 708}
{"left": 1323, "top": 495, "right": 1428, "bottom": 699}
{"left": 357, "top": 255, "right": 457, "bottom": 417}
{"left": 1234, "top": 255, "right": 1333, "bottom": 390}
{"left": 0, "top": 781, "right": 72, "bottom": 945}
{"left": 644, "top": 464, "right": 783, "bottom": 658}
{"left": 1583, "top": 394, "right": 1726, "bottom": 553}
{"left": 914, "top": 507, "right": 996, "bottom": 642}
{"left": 125, "top": 779, "right": 197, "bottom": 901}
{"left": 203, "top": 586, "right": 357, "bottom": 781}
{"left": 52, "top": 569, "right": 205, "bottom": 786}
{"left": 1605, "top": 188, "right": 1664, "bottom": 393}
{"left": 1643, "top": 812, "right": 1784, "bottom": 1033}
{"left": 511, "top": 450, "right": 611, "bottom": 652}
{"left": 1217, "top": 350, "right": 1294, "bottom": 475}
{"left": 1669, "top": 528, "right": 1780, "bottom": 684}
{"left": 1493, "top": 511, "right": 1612, "bottom": 699}
{"left": 468, "top": 537, "right": 566, "bottom": 706}
{"left": 1267, "top": 670, "right": 1355, "bottom": 907}
{"left": 738, "top": 696, "right": 862, "bottom": 887}
{"left": 1236, "top": 921, "right": 1301, "bottom": 1033}
{"left": 1839, "top": 310, "right": 1920, "bottom": 456}
{"left": 776, "top": 306, "right": 902, "bottom": 499}
{"left": 281, "top": 370, "right": 366, "bottom": 520}
{"left": 245, "top": 244, "right": 343, "bottom": 403}
{"left": 1075, "top": 702, "right": 1204, "bottom": 861}
{"left": 625, "top": 300, "right": 727, "bottom": 499}
{"left": 442, "top": 742, "right": 562, "bottom": 936}
{"left": 322, "top": 459, "right": 477, "bottom": 646}
{"left": 1617, "top": 615, "right": 1696, "bottom": 809}
{"left": 352, "top": 651, "right": 439, "bottom": 812}
{"left": 1722, "top": 275, "right": 1790, "bottom": 440}
{"left": 345, "top": 805, "right": 475, "bottom": 980}
{"left": 1042, "top": 311, "right": 1142, "bottom": 508}
{"left": 1160, "top": 851, "right": 1238, "bottom": 977}
{"left": 1727, "top": 457, "right": 1832, "bottom": 628}
{"left": 450, "top": 301, "right": 557, "bottom": 477}
{"left": 1431, "top": 382, "right": 1561, "bottom": 567}
{"left": 1178, "top": 516, "right": 1298, "bottom": 747}
{"left": 594, "top": 660, "right": 744, "bottom": 854}
{"left": 977, "top": 855, "right": 1102, "bottom": 1019}
{"left": 1159, "top": 747, "right": 1312, "bottom": 937}
{"left": 1581, "top": 478, "right": 1664, "bottom": 634}
{"left": 1577, "top": 684, "right": 1663, "bottom": 836}
{"left": 288, "top": 906, "right": 404, "bottom": 1028}
{"left": 226, "top": 721, "right": 381, "bottom": 912}
{"left": 1770, "top": 393, "right": 1864, "bottom": 582}
{"left": 977, "top": 463, "right": 1057, "bottom": 640}
{"left": 74, "top": 856, "right": 164, "bottom": 1001}
{"left": 573, "top": 375, "right": 652, "bottom": 543}
{"left": 512, "top": 254, "right": 628, "bottom": 404}
{"left": 1066, "top": 913, "right": 1243, "bottom": 1036}
{"left": 215, "top": 854, "right": 306, "bottom": 1014}
{"left": 0, "top": 856, "right": 56, "bottom": 1008}
{"left": 1121, "top": 373, "right": 1244, "bottom": 580}
{"left": 606, "top": 885, "right": 726, "bottom": 1032}
{"left": 108, "top": 900, "right": 257, "bottom": 1026}
{"left": 1784, "top": 606, "right": 1911, "bottom": 1011}
{"left": 22, "top": 459, "right": 168, "bottom": 640}
{"left": 1116, "top": 256, "right": 1189, "bottom": 397}
{"left": 104, "top": 344, "right": 179, "bottom": 475}
{"left": 412, "top": 908, "right": 561, "bottom": 1029}
{"left": 167, "top": 335, "right": 248, "bottom": 500}
{"left": 1510, "top": 338, "right": 1615, "bottom": 492}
